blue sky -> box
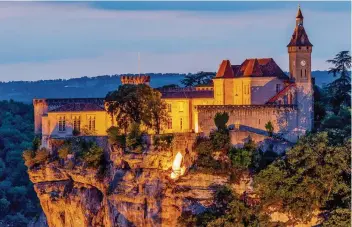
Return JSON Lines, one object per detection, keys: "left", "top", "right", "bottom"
{"left": 0, "top": 1, "right": 350, "bottom": 81}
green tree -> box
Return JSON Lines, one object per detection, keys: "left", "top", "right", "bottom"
{"left": 264, "top": 121, "right": 274, "bottom": 137}
{"left": 105, "top": 84, "right": 168, "bottom": 134}
{"left": 181, "top": 71, "right": 215, "bottom": 87}
{"left": 214, "top": 112, "right": 229, "bottom": 131}
{"left": 326, "top": 51, "right": 351, "bottom": 114}
{"left": 254, "top": 132, "right": 350, "bottom": 224}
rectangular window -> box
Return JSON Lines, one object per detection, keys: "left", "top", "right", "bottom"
{"left": 88, "top": 116, "right": 95, "bottom": 131}
{"left": 58, "top": 116, "right": 66, "bottom": 132}
{"left": 276, "top": 84, "right": 281, "bottom": 93}
{"left": 73, "top": 116, "right": 81, "bottom": 132}
{"left": 178, "top": 102, "right": 184, "bottom": 112}
{"left": 167, "top": 103, "right": 172, "bottom": 113}
{"left": 167, "top": 118, "right": 172, "bottom": 129}
{"left": 180, "top": 118, "right": 183, "bottom": 130}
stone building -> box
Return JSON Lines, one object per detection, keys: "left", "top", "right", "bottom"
{"left": 34, "top": 7, "right": 313, "bottom": 144}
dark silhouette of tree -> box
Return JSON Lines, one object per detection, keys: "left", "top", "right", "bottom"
{"left": 181, "top": 71, "right": 215, "bottom": 87}
{"left": 326, "top": 51, "right": 351, "bottom": 114}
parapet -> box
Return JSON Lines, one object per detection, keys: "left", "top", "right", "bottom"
{"left": 120, "top": 75, "right": 151, "bottom": 85}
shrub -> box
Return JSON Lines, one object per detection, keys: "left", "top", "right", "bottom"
{"left": 214, "top": 112, "right": 229, "bottom": 131}
{"left": 32, "top": 136, "right": 41, "bottom": 151}
{"left": 23, "top": 150, "right": 35, "bottom": 167}
{"left": 34, "top": 148, "right": 49, "bottom": 164}
{"left": 210, "top": 130, "right": 230, "bottom": 151}
{"left": 58, "top": 144, "right": 71, "bottom": 159}
{"left": 229, "top": 147, "right": 252, "bottom": 169}
{"left": 72, "top": 129, "right": 80, "bottom": 136}
{"left": 265, "top": 121, "right": 274, "bottom": 137}
{"left": 82, "top": 143, "right": 104, "bottom": 168}
{"left": 107, "top": 126, "right": 126, "bottom": 147}
{"left": 153, "top": 134, "right": 174, "bottom": 151}
{"left": 126, "top": 123, "right": 145, "bottom": 153}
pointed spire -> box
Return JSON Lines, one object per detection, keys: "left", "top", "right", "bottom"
{"left": 296, "top": 5, "right": 303, "bottom": 19}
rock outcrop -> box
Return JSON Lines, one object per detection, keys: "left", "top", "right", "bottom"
{"left": 27, "top": 134, "right": 318, "bottom": 227}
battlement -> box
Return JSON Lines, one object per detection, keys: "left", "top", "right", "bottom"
{"left": 120, "top": 75, "right": 150, "bottom": 85}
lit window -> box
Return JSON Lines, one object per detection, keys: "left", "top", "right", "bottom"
{"left": 73, "top": 116, "right": 81, "bottom": 132}
{"left": 167, "top": 103, "right": 172, "bottom": 113}
{"left": 167, "top": 118, "right": 172, "bottom": 129}
{"left": 178, "top": 102, "right": 184, "bottom": 112}
{"left": 58, "top": 116, "right": 66, "bottom": 132}
{"left": 88, "top": 116, "right": 95, "bottom": 131}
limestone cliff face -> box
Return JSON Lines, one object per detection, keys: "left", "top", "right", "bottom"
{"left": 27, "top": 134, "right": 317, "bottom": 227}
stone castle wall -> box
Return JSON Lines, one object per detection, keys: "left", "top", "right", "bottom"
{"left": 197, "top": 105, "right": 299, "bottom": 143}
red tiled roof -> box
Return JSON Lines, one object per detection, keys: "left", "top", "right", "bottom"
{"left": 287, "top": 25, "right": 312, "bottom": 47}
{"left": 215, "top": 60, "right": 234, "bottom": 78}
{"left": 161, "top": 90, "right": 213, "bottom": 99}
{"left": 50, "top": 103, "right": 105, "bottom": 112}
{"left": 234, "top": 58, "right": 288, "bottom": 79}
{"left": 267, "top": 83, "right": 296, "bottom": 103}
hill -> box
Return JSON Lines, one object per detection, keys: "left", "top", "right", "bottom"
{"left": 0, "top": 71, "right": 333, "bottom": 103}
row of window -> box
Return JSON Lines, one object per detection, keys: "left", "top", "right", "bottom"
{"left": 166, "top": 118, "right": 183, "bottom": 130}
{"left": 58, "top": 116, "right": 95, "bottom": 132}
{"left": 166, "top": 102, "right": 184, "bottom": 113}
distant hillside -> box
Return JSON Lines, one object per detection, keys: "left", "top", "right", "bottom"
{"left": 0, "top": 71, "right": 334, "bottom": 103}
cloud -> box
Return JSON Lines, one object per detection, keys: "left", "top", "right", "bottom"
{"left": 0, "top": 2, "right": 350, "bottom": 81}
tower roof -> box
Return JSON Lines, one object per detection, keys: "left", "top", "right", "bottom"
{"left": 296, "top": 6, "right": 303, "bottom": 19}
{"left": 215, "top": 60, "right": 235, "bottom": 78}
{"left": 287, "top": 24, "right": 313, "bottom": 47}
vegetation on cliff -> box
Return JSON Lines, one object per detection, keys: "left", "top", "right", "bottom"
{"left": 0, "top": 100, "right": 41, "bottom": 226}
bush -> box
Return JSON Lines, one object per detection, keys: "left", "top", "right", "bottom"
{"left": 126, "top": 123, "right": 145, "bottom": 153}
{"left": 107, "top": 126, "right": 126, "bottom": 147}
{"left": 58, "top": 144, "right": 71, "bottom": 159}
{"left": 22, "top": 150, "right": 35, "bottom": 167}
{"left": 82, "top": 143, "right": 104, "bottom": 168}
{"left": 22, "top": 148, "right": 49, "bottom": 167}
{"left": 32, "top": 136, "right": 41, "bottom": 151}
{"left": 265, "top": 121, "right": 274, "bottom": 137}
{"left": 214, "top": 112, "right": 229, "bottom": 131}
{"left": 34, "top": 148, "right": 49, "bottom": 164}
{"left": 153, "top": 134, "right": 174, "bottom": 151}
{"left": 72, "top": 129, "right": 80, "bottom": 136}
{"left": 210, "top": 130, "right": 230, "bottom": 151}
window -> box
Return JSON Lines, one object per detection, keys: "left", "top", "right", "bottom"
{"left": 178, "top": 102, "right": 184, "bottom": 112}
{"left": 301, "top": 70, "right": 303, "bottom": 78}
{"left": 167, "top": 103, "right": 172, "bottom": 113}
{"left": 167, "top": 118, "right": 172, "bottom": 129}
{"left": 244, "top": 85, "right": 249, "bottom": 94}
{"left": 73, "top": 116, "right": 81, "bottom": 132}
{"left": 305, "top": 69, "right": 307, "bottom": 78}
{"left": 180, "top": 118, "right": 183, "bottom": 130}
{"left": 88, "top": 115, "right": 95, "bottom": 131}
{"left": 276, "top": 84, "right": 281, "bottom": 93}
{"left": 58, "top": 116, "right": 66, "bottom": 132}
{"left": 258, "top": 119, "right": 261, "bottom": 125}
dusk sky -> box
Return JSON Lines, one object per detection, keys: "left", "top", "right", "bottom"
{"left": 0, "top": 1, "right": 350, "bottom": 82}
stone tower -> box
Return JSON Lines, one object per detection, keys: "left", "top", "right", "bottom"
{"left": 287, "top": 6, "right": 314, "bottom": 135}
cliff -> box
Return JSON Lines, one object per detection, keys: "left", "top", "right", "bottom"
{"left": 27, "top": 134, "right": 318, "bottom": 227}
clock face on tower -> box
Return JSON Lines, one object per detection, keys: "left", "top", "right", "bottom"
{"left": 300, "top": 60, "right": 306, "bottom": 66}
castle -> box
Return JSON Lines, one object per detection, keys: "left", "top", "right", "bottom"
{"left": 34, "top": 7, "right": 313, "bottom": 145}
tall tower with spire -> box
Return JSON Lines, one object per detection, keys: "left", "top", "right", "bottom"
{"left": 287, "top": 6, "right": 314, "bottom": 134}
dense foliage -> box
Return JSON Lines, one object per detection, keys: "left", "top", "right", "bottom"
{"left": 105, "top": 84, "right": 168, "bottom": 134}
{"left": 181, "top": 71, "right": 215, "bottom": 87}
{"left": 0, "top": 100, "right": 41, "bottom": 226}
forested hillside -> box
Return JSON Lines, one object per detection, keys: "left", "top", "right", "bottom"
{"left": 0, "top": 71, "right": 335, "bottom": 103}
{"left": 0, "top": 100, "right": 41, "bottom": 226}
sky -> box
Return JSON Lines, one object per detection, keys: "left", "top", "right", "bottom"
{"left": 0, "top": 1, "right": 350, "bottom": 82}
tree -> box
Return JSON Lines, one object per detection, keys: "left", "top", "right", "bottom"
{"left": 254, "top": 133, "right": 350, "bottom": 224}
{"left": 264, "top": 121, "right": 274, "bottom": 137}
{"left": 105, "top": 84, "right": 168, "bottom": 134}
{"left": 214, "top": 112, "right": 229, "bottom": 131}
{"left": 326, "top": 51, "right": 351, "bottom": 114}
{"left": 181, "top": 71, "right": 215, "bottom": 87}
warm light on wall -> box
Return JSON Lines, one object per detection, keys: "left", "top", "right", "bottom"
{"left": 170, "top": 152, "right": 185, "bottom": 179}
